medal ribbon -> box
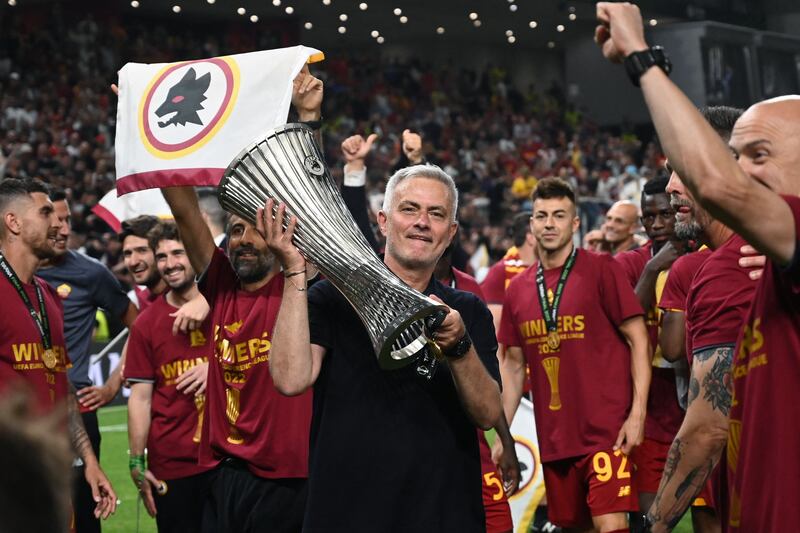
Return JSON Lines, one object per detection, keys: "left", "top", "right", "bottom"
{"left": 0, "top": 252, "right": 53, "bottom": 352}
{"left": 535, "top": 246, "right": 577, "bottom": 334}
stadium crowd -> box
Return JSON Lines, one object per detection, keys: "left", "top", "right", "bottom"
{"left": 2, "top": 3, "right": 799, "bottom": 533}
{"left": 0, "top": 9, "right": 661, "bottom": 285}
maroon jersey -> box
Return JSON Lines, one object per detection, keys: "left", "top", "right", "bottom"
{"left": 658, "top": 248, "right": 711, "bottom": 312}
{"left": 451, "top": 268, "right": 485, "bottom": 300}
{"left": 134, "top": 286, "right": 159, "bottom": 312}
{"left": 481, "top": 248, "right": 528, "bottom": 305}
{"left": 615, "top": 244, "right": 683, "bottom": 444}
{"left": 499, "top": 248, "right": 643, "bottom": 462}
{"left": 0, "top": 274, "right": 70, "bottom": 411}
{"left": 728, "top": 195, "right": 800, "bottom": 532}
{"left": 685, "top": 235, "right": 758, "bottom": 364}
{"left": 199, "top": 248, "right": 311, "bottom": 479}
{"left": 124, "top": 294, "right": 213, "bottom": 480}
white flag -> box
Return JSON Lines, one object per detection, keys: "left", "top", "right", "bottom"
{"left": 508, "top": 398, "right": 546, "bottom": 532}
{"left": 114, "top": 45, "right": 323, "bottom": 194}
{"left": 92, "top": 188, "right": 172, "bottom": 232}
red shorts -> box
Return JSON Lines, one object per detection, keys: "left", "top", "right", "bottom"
{"left": 691, "top": 475, "right": 716, "bottom": 510}
{"left": 631, "top": 438, "right": 672, "bottom": 493}
{"left": 542, "top": 448, "right": 638, "bottom": 528}
{"left": 482, "top": 469, "right": 513, "bottom": 533}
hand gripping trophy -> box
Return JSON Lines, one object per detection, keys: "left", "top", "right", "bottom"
{"left": 218, "top": 123, "right": 448, "bottom": 378}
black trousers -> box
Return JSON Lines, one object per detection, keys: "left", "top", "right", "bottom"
{"left": 72, "top": 410, "right": 101, "bottom": 533}
{"left": 201, "top": 458, "right": 307, "bottom": 533}
{"left": 155, "top": 470, "right": 215, "bottom": 533}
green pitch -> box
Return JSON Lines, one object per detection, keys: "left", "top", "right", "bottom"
{"left": 98, "top": 405, "right": 156, "bottom": 533}
{"left": 98, "top": 406, "right": 693, "bottom": 532}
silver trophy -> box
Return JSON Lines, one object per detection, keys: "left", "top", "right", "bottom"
{"left": 218, "top": 123, "right": 448, "bottom": 378}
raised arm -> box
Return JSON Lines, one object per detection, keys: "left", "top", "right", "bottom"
{"left": 340, "top": 133, "right": 379, "bottom": 252}
{"left": 596, "top": 2, "right": 796, "bottom": 264}
{"left": 260, "top": 201, "right": 325, "bottom": 395}
{"left": 161, "top": 187, "right": 216, "bottom": 275}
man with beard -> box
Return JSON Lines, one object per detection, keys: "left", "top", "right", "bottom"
{"left": 0, "top": 178, "right": 116, "bottom": 527}
{"left": 37, "top": 188, "right": 137, "bottom": 533}
{"left": 267, "top": 163, "right": 502, "bottom": 532}
{"left": 594, "top": 6, "right": 798, "bottom": 530}
{"left": 125, "top": 221, "right": 213, "bottom": 532}
{"left": 158, "top": 66, "right": 323, "bottom": 532}
{"left": 604, "top": 200, "right": 641, "bottom": 255}
{"left": 499, "top": 178, "right": 651, "bottom": 533}
{"left": 613, "top": 177, "right": 686, "bottom": 527}
{"left": 643, "top": 107, "right": 759, "bottom": 532}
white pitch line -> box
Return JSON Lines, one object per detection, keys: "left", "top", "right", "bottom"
{"left": 99, "top": 423, "right": 128, "bottom": 432}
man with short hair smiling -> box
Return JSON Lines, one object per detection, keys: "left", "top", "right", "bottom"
{"left": 604, "top": 200, "right": 641, "bottom": 255}
{"left": 0, "top": 177, "right": 116, "bottom": 528}
{"left": 37, "top": 188, "right": 137, "bottom": 533}
{"left": 121, "top": 215, "right": 167, "bottom": 312}
{"left": 267, "top": 163, "right": 503, "bottom": 532}
{"left": 499, "top": 177, "right": 650, "bottom": 533}
{"left": 125, "top": 220, "right": 212, "bottom": 533}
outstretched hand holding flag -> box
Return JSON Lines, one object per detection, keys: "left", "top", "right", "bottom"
{"left": 114, "top": 45, "right": 323, "bottom": 194}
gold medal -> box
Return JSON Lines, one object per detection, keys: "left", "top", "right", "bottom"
{"left": 42, "top": 348, "right": 57, "bottom": 370}
{"left": 546, "top": 330, "right": 561, "bottom": 350}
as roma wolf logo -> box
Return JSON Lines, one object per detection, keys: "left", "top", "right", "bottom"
{"left": 139, "top": 57, "right": 239, "bottom": 159}
{"left": 155, "top": 67, "right": 211, "bottom": 128}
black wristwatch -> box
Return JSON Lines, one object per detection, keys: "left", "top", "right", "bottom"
{"left": 624, "top": 46, "right": 672, "bottom": 87}
{"left": 444, "top": 331, "right": 472, "bottom": 360}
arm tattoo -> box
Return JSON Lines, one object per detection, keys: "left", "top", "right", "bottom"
{"left": 649, "top": 438, "right": 684, "bottom": 524}
{"left": 68, "top": 387, "right": 93, "bottom": 460}
{"left": 688, "top": 377, "right": 700, "bottom": 406}
{"left": 692, "top": 346, "right": 734, "bottom": 414}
